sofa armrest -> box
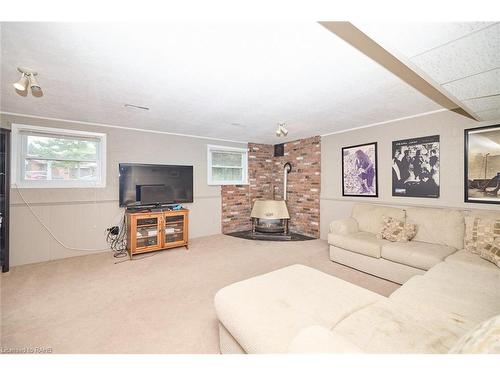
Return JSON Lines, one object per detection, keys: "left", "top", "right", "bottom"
{"left": 288, "top": 326, "right": 363, "bottom": 353}
{"left": 329, "top": 218, "right": 359, "bottom": 235}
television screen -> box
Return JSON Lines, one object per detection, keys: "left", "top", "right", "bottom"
{"left": 119, "top": 163, "right": 193, "bottom": 207}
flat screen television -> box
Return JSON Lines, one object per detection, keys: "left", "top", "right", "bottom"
{"left": 119, "top": 163, "right": 193, "bottom": 207}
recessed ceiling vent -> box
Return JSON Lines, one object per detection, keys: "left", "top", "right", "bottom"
{"left": 124, "top": 104, "right": 150, "bottom": 111}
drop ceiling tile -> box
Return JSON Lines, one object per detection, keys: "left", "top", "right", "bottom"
{"left": 356, "top": 22, "right": 496, "bottom": 58}
{"left": 410, "top": 23, "right": 500, "bottom": 84}
{"left": 443, "top": 68, "right": 500, "bottom": 100}
{"left": 463, "top": 95, "right": 500, "bottom": 113}
{"left": 476, "top": 107, "right": 500, "bottom": 121}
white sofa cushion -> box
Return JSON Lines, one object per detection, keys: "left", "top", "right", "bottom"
{"left": 329, "top": 217, "right": 359, "bottom": 235}
{"left": 330, "top": 245, "right": 426, "bottom": 284}
{"left": 389, "top": 263, "right": 500, "bottom": 324}
{"left": 448, "top": 314, "right": 500, "bottom": 354}
{"left": 219, "top": 322, "right": 246, "bottom": 354}
{"left": 424, "top": 261, "right": 500, "bottom": 288}
{"left": 381, "top": 241, "right": 456, "bottom": 271}
{"left": 288, "top": 325, "right": 362, "bottom": 353}
{"left": 214, "top": 264, "right": 382, "bottom": 354}
{"left": 445, "top": 249, "right": 499, "bottom": 272}
{"left": 333, "top": 299, "right": 469, "bottom": 353}
{"left": 328, "top": 232, "right": 385, "bottom": 258}
{"left": 351, "top": 204, "right": 405, "bottom": 235}
{"left": 406, "top": 207, "right": 464, "bottom": 249}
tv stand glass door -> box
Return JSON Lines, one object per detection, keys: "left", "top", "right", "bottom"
{"left": 131, "top": 213, "right": 162, "bottom": 253}
{"left": 163, "top": 211, "right": 188, "bottom": 249}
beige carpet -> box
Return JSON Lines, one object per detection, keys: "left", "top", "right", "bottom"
{"left": 1, "top": 234, "right": 399, "bottom": 353}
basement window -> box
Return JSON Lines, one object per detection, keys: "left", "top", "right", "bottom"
{"left": 207, "top": 144, "right": 248, "bottom": 185}
{"left": 11, "top": 124, "right": 107, "bottom": 188}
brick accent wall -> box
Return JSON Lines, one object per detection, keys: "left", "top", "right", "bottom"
{"left": 272, "top": 136, "right": 321, "bottom": 237}
{"left": 221, "top": 143, "right": 273, "bottom": 233}
{"left": 248, "top": 143, "right": 274, "bottom": 203}
{"left": 221, "top": 136, "right": 321, "bottom": 238}
{"left": 221, "top": 185, "right": 251, "bottom": 233}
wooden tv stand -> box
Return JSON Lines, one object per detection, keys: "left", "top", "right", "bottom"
{"left": 126, "top": 209, "right": 189, "bottom": 258}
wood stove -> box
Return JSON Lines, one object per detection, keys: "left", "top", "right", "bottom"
{"left": 248, "top": 163, "right": 292, "bottom": 239}
{"left": 250, "top": 200, "right": 290, "bottom": 236}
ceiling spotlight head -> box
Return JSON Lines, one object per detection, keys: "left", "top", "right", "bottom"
{"left": 13, "top": 67, "right": 42, "bottom": 95}
{"left": 13, "top": 73, "right": 29, "bottom": 91}
{"left": 28, "top": 73, "right": 41, "bottom": 92}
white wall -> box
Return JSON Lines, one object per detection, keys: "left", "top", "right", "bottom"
{"left": 320, "top": 110, "right": 500, "bottom": 239}
{"left": 1, "top": 113, "right": 245, "bottom": 266}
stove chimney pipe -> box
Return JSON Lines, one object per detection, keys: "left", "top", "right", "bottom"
{"left": 283, "top": 162, "right": 292, "bottom": 201}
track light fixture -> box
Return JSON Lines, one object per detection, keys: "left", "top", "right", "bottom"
{"left": 276, "top": 122, "right": 288, "bottom": 137}
{"left": 13, "top": 67, "right": 42, "bottom": 95}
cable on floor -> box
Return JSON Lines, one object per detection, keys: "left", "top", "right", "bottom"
{"left": 113, "top": 251, "right": 159, "bottom": 264}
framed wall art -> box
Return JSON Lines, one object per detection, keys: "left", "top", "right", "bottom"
{"left": 342, "top": 142, "right": 378, "bottom": 197}
{"left": 465, "top": 124, "right": 500, "bottom": 204}
{"left": 392, "top": 135, "right": 440, "bottom": 198}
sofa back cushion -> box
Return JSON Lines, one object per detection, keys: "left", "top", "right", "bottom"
{"left": 351, "top": 204, "right": 405, "bottom": 235}
{"left": 406, "top": 207, "right": 464, "bottom": 249}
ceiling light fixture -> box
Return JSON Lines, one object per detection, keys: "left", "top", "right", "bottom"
{"left": 276, "top": 122, "right": 288, "bottom": 137}
{"left": 13, "top": 67, "right": 42, "bottom": 95}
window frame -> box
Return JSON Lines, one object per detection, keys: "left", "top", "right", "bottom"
{"left": 11, "top": 123, "right": 107, "bottom": 188}
{"left": 207, "top": 144, "right": 248, "bottom": 185}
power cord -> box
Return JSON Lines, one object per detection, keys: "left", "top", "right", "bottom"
{"left": 113, "top": 251, "right": 159, "bottom": 264}
{"left": 14, "top": 184, "right": 113, "bottom": 252}
{"left": 15, "top": 184, "right": 156, "bottom": 263}
{"left": 106, "top": 214, "right": 127, "bottom": 258}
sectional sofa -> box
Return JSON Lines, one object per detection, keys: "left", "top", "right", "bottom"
{"left": 214, "top": 204, "right": 500, "bottom": 354}
{"left": 329, "top": 204, "right": 466, "bottom": 284}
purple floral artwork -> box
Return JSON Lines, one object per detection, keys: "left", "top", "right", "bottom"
{"left": 342, "top": 142, "right": 378, "bottom": 197}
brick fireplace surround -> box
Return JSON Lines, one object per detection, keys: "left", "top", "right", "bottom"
{"left": 221, "top": 136, "right": 321, "bottom": 238}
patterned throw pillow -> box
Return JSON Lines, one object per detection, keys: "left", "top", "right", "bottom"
{"left": 480, "top": 238, "right": 500, "bottom": 268}
{"left": 449, "top": 314, "right": 500, "bottom": 354}
{"left": 377, "top": 216, "right": 417, "bottom": 242}
{"left": 464, "top": 216, "right": 500, "bottom": 268}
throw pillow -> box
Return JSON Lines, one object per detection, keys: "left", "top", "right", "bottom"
{"left": 448, "top": 314, "right": 500, "bottom": 354}
{"left": 464, "top": 216, "right": 500, "bottom": 268}
{"left": 464, "top": 216, "right": 494, "bottom": 254}
{"left": 479, "top": 238, "right": 500, "bottom": 268}
{"left": 377, "top": 216, "right": 417, "bottom": 242}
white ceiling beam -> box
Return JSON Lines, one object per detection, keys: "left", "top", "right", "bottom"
{"left": 319, "top": 21, "right": 480, "bottom": 121}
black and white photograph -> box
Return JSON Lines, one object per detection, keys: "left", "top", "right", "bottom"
{"left": 342, "top": 142, "right": 378, "bottom": 197}
{"left": 465, "top": 124, "right": 500, "bottom": 204}
{"left": 392, "top": 135, "right": 440, "bottom": 198}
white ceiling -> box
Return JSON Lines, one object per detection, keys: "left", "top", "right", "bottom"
{"left": 0, "top": 21, "right": 498, "bottom": 144}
